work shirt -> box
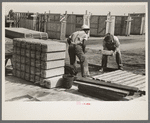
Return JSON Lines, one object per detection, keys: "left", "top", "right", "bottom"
{"left": 69, "top": 31, "right": 89, "bottom": 45}
{"left": 103, "top": 36, "right": 120, "bottom": 51}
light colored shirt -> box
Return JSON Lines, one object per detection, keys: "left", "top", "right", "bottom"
{"left": 69, "top": 31, "right": 89, "bottom": 44}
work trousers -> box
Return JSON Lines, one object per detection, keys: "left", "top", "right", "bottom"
{"left": 101, "top": 49, "right": 123, "bottom": 69}
{"left": 68, "top": 43, "right": 89, "bottom": 77}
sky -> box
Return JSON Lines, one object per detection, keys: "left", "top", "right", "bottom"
{"left": 3, "top": 2, "right": 146, "bottom": 16}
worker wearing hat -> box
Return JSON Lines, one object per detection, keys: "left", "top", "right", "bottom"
{"left": 99, "top": 33, "right": 123, "bottom": 72}
{"left": 67, "top": 24, "right": 90, "bottom": 77}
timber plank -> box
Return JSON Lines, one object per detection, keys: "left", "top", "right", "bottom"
{"left": 30, "top": 50, "right": 36, "bottom": 59}
{"left": 77, "top": 82, "right": 128, "bottom": 101}
{"left": 16, "top": 62, "right": 21, "bottom": 70}
{"left": 35, "top": 68, "right": 41, "bottom": 76}
{"left": 98, "top": 70, "right": 128, "bottom": 80}
{"left": 25, "top": 65, "right": 30, "bottom": 73}
{"left": 6, "top": 28, "right": 48, "bottom": 39}
{"left": 25, "top": 73, "right": 30, "bottom": 81}
{"left": 25, "top": 49, "right": 31, "bottom": 58}
{"left": 40, "top": 75, "right": 63, "bottom": 88}
{"left": 112, "top": 74, "right": 143, "bottom": 84}
{"left": 30, "top": 59, "right": 35, "bottom": 67}
{"left": 12, "top": 69, "right": 16, "bottom": 76}
{"left": 112, "top": 74, "right": 137, "bottom": 83}
{"left": 76, "top": 77, "right": 139, "bottom": 92}
{"left": 127, "top": 79, "right": 145, "bottom": 87}
{"left": 102, "top": 72, "right": 132, "bottom": 82}
{"left": 30, "top": 66, "right": 35, "bottom": 74}
{"left": 41, "top": 60, "right": 65, "bottom": 69}
{"left": 30, "top": 74, "right": 35, "bottom": 82}
{"left": 35, "top": 60, "right": 41, "bottom": 68}
{"left": 16, "top": 55, "right": 21, "bottom": 62}
{"left": 16, "top": 70, "right": 21, "bottom": 78}
{"left": 20, "top": 56, "right": 25, "bottom": 64}
{"left": 41, "top": 40, "right": 66, "bottom": 52}
{"left": 21, "top": 48, "right": 26, "bottom": 56}
{"left": 20, "top": 71, "right": 25, "bottom": 79}
{"left": 99, "top": 71, "right": 129, "bottom": 81}
{"left": 20, "top": 63, "right": 25, "bottom": 71}
{"left": 92, "top": 70, "right": 122, "bottom": 79}
{"left": 25, "top": 57, "right": 30, "bottom": 65}
{"left": 16, "top": 47, "right": 21, "bottom": 55}
{"left": 35, "top": 76, "right": 41, "bottom": 82}
{"left": 35, "top": 51, "right": 41, "bottom": 60}
{"left": 41, "top": 67, "right": 64, "bottom": 78}
{"left": 41, "top": 51, "right": 66, "bottom": 61}
{"left": 121, "top": 76, "right": 145, "bottom": 85}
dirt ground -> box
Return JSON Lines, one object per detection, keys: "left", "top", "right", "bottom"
{"left": 5, "top": 35, "right": 146, "bottom": 101}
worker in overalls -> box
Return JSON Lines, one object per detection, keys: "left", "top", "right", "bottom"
{"left": 67, "top": 25, "right": 90, "bottom": 77}
{"left": 99, "top": 33, "right": 123, "bottom": 72}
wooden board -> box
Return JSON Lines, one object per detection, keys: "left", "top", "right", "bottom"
{"left": 41, "top": 60, "right": 65, "bottom": 69}
{"left": 41, "top": 51, "right": 66, "bottom": 61}
{"left": 41, "top": 40, "right": 66, "bottom": 52}
{"left": 6, "top": 28, "right": 48, "bottom": 39}
{"left": 40, "top": 75, "right": 63, "bottom": 89}
{"left": 41, "top": 67, "right": 64, "bottom": 78}
{"left": 77, "top": 82, "right": 129, "bottom": 101}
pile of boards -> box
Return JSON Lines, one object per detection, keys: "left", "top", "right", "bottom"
{"left": 5, "top": 28, "right": 48, "bottom": 39}
{"left": 75, "top": 70, "right": 146, "bottom": 101}
{"left": 12, "top": 38, "right": 66, "bottom": 88}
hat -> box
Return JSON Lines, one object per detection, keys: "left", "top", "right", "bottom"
{"left": 81, "top": 25, "right": 90, "bottom": 30}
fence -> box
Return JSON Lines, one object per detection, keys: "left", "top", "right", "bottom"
{"left": 10, "top": 12, "right": 145, "bottom": 39}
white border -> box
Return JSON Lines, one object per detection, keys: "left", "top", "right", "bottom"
{"left": 2, "top": 2, "right": 148, "bottom": 120}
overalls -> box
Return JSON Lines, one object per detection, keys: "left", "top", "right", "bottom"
{"left": 68, "top": 31, "right": 89, "bottom": 77}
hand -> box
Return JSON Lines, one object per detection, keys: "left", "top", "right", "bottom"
{"left": 112, "top": 50, "right": 116, "bottom": 56}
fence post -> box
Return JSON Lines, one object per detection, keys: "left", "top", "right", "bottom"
{"left": 83, "top": 10, "right": 91, "bottom": 27}
{"left": 125, "top": 15, "right": 132, "bottom": 36}
{"left": 31, "top": 13, "right": 37, "bottom": 30}
{"left": 140, "top": 16, "right": 145, "bottom": 35}
{"left": 60, "top": 11, "right": 67, "bottom": 40}
{"left": 106, "top": 12, "right": 111, "bottom": 34}
{"left": 44, "top": 12, "right": 47, "bottom": 32}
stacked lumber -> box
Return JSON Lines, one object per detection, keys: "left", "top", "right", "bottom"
{"left": 12, "top": 38, "right": 66, "bottom": 89}
{"left": 75, "top": 70, "right": 146, "bottom": 101}
{"left": 5, "top": 28, "right": 48, "bottom": 40}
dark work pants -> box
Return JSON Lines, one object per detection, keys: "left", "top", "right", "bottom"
{"left": 102, "top": 49, "right": 123, "bottom": 69}
{"left": 68, "top": 43, "right": 89, "bottom": 77}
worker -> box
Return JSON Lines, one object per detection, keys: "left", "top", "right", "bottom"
{"left": 67, "top": 24, "right": 90, "bottom": 77}
{"left": 99, "top": 33, "right": 123, "bottom": 72}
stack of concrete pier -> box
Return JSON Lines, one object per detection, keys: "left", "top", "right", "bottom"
{"left": 12, "top": 38, "right": 66, "bottom": 88}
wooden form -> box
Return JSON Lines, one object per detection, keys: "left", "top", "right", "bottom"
{"left": 75, "top": 70, "right": 145, "bottom": 100}
{"left": 92, "top": 70, "right": 146, "bottom": 93}
{"left": 12, "top": 38, "right": 66, "bottom": 89}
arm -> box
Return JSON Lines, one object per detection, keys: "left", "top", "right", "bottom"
{"left": 112, "top": 36, "right": 120, "bottom": 55}
{"left": 103, "top": 40, "right": 108, "bottom": 50}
